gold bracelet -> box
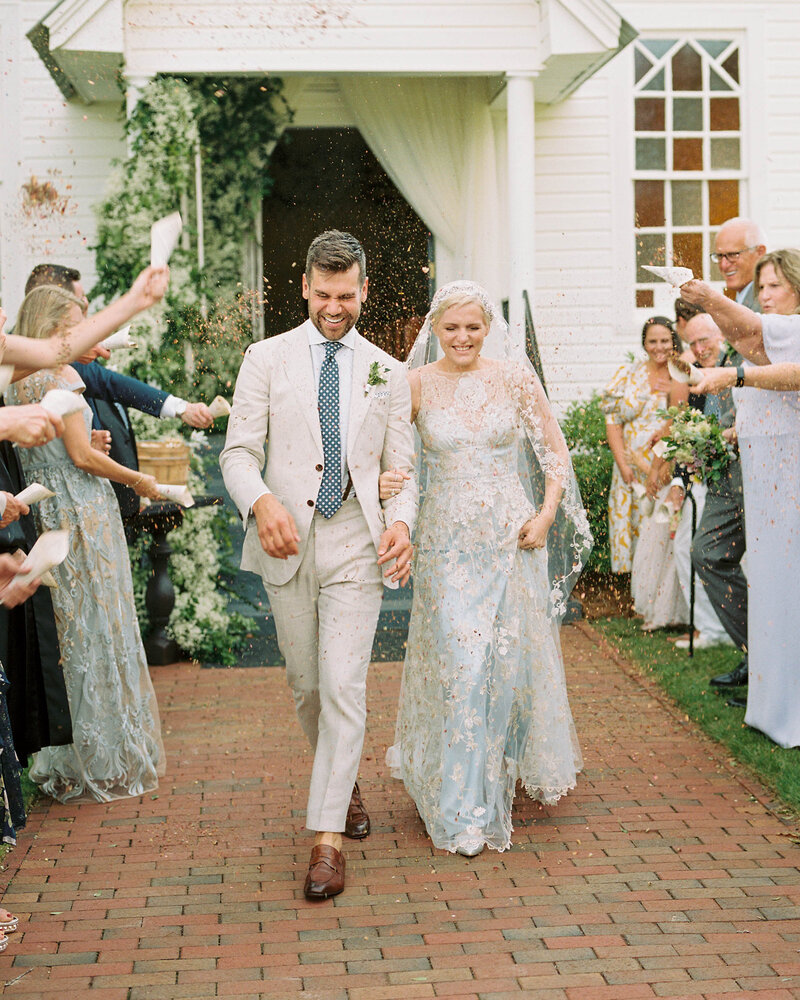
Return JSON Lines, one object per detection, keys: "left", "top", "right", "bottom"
{"left": 131, "top": 473, "right": 145, "bottom": 488}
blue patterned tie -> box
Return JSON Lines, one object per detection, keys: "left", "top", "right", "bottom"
{"left": 316, "top": 340, "right": 343, "bottom": 518}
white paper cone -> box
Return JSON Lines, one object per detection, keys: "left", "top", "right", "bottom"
{"left": 668, "top": 358, "right": 704, "bottom": 385}
{"left": 15, "top": 529, "right": 70, "bottom": 586}
{"left": 40, "top": 388, "right": 84, "bottom": 417}
{"left": 155, "top": 483, "right": 195, "bottom": 507}
{"left": 0, "top": 364, "right": 13, "bottom": 395}
{"left": 101, "top": 326, "right": 137, "bottom": 350}
{"left": 651, "top": 439, "right": 667, "bottom": 458}
{"left": 150, "top": 212, "right": 183, "bottom": 267}
{"left": 208, "top": 396, "right": 231, "bottom": 419}
{"left": 642, "top": 265, "right": 695, "bottom": 286}
{"left": 631, "top": 481, "right": 647, "bottom": 498}
{"left": 15, "top": 483, "right": 56, "bottom": 505}
{"left": 640, "top": 496, "right": 655, "bottom": 517}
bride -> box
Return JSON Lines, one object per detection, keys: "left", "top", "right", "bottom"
{"left": 382, "top": 281, "right": 592, "bottom": 855}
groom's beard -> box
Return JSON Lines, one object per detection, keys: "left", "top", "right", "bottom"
{"left": 309, "top": 306, "right": 361, "bottom": 341}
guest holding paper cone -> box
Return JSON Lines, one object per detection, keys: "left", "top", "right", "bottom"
{"left": 5, "top": 285, "right": 165, "bottom": 802}
{"left": 0, "top": 264, "right": 168, "bottom": 376}
{"left": 24, "top": 264, "right": 213, "bottom": 529}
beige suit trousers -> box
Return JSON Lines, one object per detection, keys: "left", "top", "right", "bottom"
{"left": 262, "top": 496, "right": 383, "bottom": 832}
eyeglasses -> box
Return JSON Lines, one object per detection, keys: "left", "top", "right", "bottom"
{"left": 710, "top": 246, "right": 758, "bottom": 264}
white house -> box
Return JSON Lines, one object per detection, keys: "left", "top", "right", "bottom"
{"left": 1, "top": 0, "right": 799, "bottom": 405}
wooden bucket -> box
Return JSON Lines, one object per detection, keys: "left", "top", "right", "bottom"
{"left": 136, "top": 439, "right": 190, "bottom": 485}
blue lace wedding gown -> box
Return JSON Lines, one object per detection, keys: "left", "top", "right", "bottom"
{"left": 387, "top": 363, "right": 583, "bottom": 853}
{"left": 7, "top": 369, "right": 164, "bottom": 802}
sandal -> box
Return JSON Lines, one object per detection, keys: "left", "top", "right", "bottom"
{"left": 0, "top": 909, "right": 18, "bottom": 933}
{"left": 0, "top": 932, "right": 7, "bottom": 953}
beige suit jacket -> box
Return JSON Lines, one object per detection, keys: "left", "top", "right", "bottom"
{"left": 220, "top": 320, "right": 417, "bottom": 587}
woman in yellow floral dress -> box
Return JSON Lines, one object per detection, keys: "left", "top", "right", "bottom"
{"left": 601, "top": 317, "right": 687, "bottom": 573}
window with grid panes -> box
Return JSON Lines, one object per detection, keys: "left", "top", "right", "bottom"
{"left": 633, "top": 38, "right": 742, "bottom": 309}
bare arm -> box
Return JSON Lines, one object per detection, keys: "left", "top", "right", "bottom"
{"left": 694, "top": 361, "right": 800, "bottom": 394}
{"left": 3, "top": 266, "right": 168, "bottom": 371}
{"left": 679, "top": 280, "right": 768, "bottom": 364}
{"left": 60, "top": 406, "right": 161, "bottom": 499}
{"left": 605, "top": 421, "right": 634, "bottom": 484}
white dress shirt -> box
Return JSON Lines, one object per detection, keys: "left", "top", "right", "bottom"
{"left": 247, "top": 323, "right": 357, "bottom": 516}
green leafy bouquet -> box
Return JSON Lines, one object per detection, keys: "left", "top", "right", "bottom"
{"left": 657, "top": 406, "right": 735, "bottom": 485}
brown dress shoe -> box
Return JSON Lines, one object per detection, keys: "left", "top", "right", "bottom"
{"left": 344, "top": 781, "right": 370, "bottom": 840}
{"left": 303, "top": 844, "right": 345, "bottom": 900}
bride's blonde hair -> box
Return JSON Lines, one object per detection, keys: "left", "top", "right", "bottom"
{"left": 16, "top": 285, "right": 84, "bottom": 341}
{"left": 428, "top": 290, "right": 492, "bottom": 330}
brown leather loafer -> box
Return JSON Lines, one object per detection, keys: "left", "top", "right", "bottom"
{"left": 303, "top": 844, "right": 345, "bottom": 900}
{"left": 344, "top": 781, "right": 370, "bottom": 840}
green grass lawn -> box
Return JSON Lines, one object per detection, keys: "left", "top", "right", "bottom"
{"left": 594, "top": 617, "right": 800, "bottom": 818}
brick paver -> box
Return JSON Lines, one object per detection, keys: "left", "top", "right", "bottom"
{"left": 1, "top": 622, "right": 798, "bottom": 998}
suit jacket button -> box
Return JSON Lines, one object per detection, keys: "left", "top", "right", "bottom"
{"left": 315, "top": 463, "right": 323, "bottom": 472}
{"left": 307, "top": 499, "right": 315, "bottom": 507}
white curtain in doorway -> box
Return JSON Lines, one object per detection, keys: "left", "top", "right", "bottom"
{"left": 338, "top": 76, "right": 504, "bottom": 303}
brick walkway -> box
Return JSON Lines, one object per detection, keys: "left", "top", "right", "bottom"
{"left": 1, "top": 622, "right": 799, "bottom": 999}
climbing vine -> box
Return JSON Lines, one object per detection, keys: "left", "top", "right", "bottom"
{"left": 93, "top": 74, "right": 291, "bottom": 662}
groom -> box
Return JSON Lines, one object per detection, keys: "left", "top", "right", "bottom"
{"left": 220, "top": 230, "right": 416, "bottom": 900}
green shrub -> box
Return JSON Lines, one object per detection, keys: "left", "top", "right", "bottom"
{"left": 560, "top": 394, "right": 613, "bottom": 573}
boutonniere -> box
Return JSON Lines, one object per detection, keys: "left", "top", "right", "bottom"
{"left": 364, "top": 361, "right": 391, "bottom": 396}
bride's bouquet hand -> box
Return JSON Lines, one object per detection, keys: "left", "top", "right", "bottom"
{"left": 379, "top": 467, "right": 410, "bottom": 501}
{"left": 518, "top": 513, "right": 553, "bottom": 550}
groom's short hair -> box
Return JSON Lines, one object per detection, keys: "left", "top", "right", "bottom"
{"left": 306, "top": 230, "right": 366, "bottom": 285}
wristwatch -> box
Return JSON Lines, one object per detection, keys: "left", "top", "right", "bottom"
{"left": 735, "top": 365, "right": 746, "bottom": 387}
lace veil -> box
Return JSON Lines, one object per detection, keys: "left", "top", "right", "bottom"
{"left": 406, "top": 280, "right": 593, "bottom": 620}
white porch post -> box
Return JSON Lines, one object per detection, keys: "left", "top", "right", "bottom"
{"left": 506, "top": 73, "right": 537, "bottom": 352}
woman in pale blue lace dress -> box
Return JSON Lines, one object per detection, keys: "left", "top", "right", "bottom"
{"left": 384, "top": 282, "right": 592, "bottom": 855}
{"left": 6, "top": 286, "right": 165, "bottom": 802}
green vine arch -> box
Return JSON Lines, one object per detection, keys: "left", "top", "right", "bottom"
{"left": 93, "top": 74, "right": 291, "bottom": 662}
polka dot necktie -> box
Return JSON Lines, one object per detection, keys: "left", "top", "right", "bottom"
{"left": 316, "top": 340, "right": 343, "bottom": 519}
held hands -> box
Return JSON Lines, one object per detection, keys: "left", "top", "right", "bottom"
{"left": 377, "top": 521, "right": 413, "bottom": 586}
{"left": 0, "top": 493, "right": 30, "bottom": 529}
{"left": 253, "top": 493, "right": 300, "bottom": 560}
{"left": 180, "top": 402, "right": 214, "bottom": 429}
{"left": 379, "top": 467, "right": 411, "bottom": 501}
{"left": 518, "top": 512, "right": 553, "bottom": 550}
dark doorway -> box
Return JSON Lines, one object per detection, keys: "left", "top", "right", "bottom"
{"left": 261, "top": 127, "right": 431, "bottom": 359}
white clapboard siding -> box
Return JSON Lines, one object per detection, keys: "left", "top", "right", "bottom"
{"left": 1, "top": 1, "right": 124, "bottom": 320}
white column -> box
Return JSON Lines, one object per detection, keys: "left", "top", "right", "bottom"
{"left": 506, "top": 73, "right": 538, "bottom": 353}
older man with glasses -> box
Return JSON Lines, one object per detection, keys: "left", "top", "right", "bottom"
{"left": 687, "top": 216, "right": 766, "bottom": 703}
{"left": 710, "top": 217, "right": 767, "bottom": 311}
